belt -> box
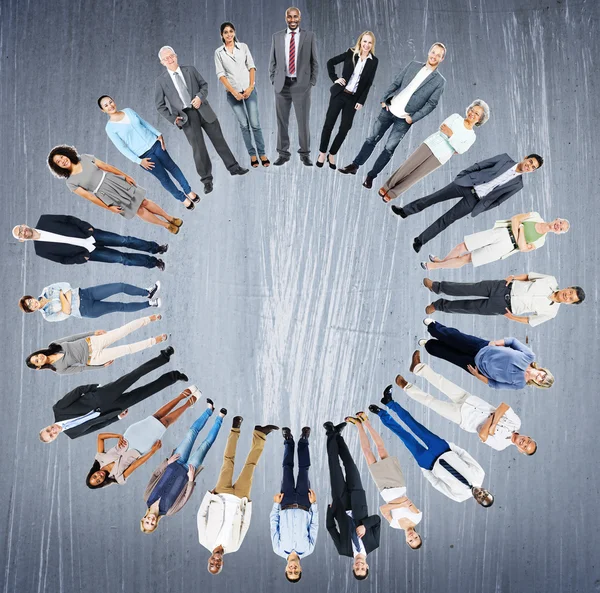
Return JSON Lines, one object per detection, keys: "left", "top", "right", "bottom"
{"left": 504, "top": 284, "right": 512, "bottom": 310}
{"left": 85, "top": 336, "right": 94, "bottom": 364}
{"left": 470, "top": 188, "right": 479, "bottom": 198}
{"left": 92, "top": 171, "right": 107, "bottom": 195}
{"left": 343, "top": 89, "right": 355, "bottom": 95}
{"left": 285, "top": 76, "right": 297, "bottom": 82}
{"left": 506, "top": 227, "right": 519, "bottom": 251}
{"left": 281, "top": 503, "right": 310, "bottom": 512}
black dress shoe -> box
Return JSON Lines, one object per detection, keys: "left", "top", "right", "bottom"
{"left": 381, "top": 385, "right": 394, "bottom": 405}
{"left": 161, "top": 346, "right": 175, "bottom": 358}
{"left": 282, "top": 427, "right": 294, "bottom": 440}
{"left": 413, "top": 238, "right": 423, "bottom": 253}
{"left": 177, "top": 372, "right": 189, "bottom": 382}
{"left": 334, "top": 422, "right": 347, "bottom": 434}
{"left": 273, "top": 156, "right": 290, "bottom": 166}
{"left": 204, "top": 182, "right": 214, "bottom": 194}
{"left": 155, "top": 259, "right": 166, "bottom": 271}
{"left": 231, "top": 165, "right": 249, "bottom": 176}
{"left": 300, "top": 155, "right": 313, "bottom": 166}
{"left": 362, "top": 176, "right": 374, "bottom": 189}
{"left": 220, "top": 408, "right": 228, "bottom": 415}
{"left": 368, "top": 404, "right": 382, "bottom": 415}
{"left": 300, "top": 426, "right": 311, "bottom": 440}
{"left": 323, "top": 421, "right": 335, "bottom": 434}
{"left": 339, "top": 163, "right": 358, "bottom": 175}
{"left": 232, "top": 416, "right": 243, "bottom": 429}
{"left": 391, "top": 205, "right": 408, "bottom": 218}
{"left": 255, "top": 424, "right": 280, "bottom": 435}
{"left": 157, "top": 244, "right": 169, "bottom": 254}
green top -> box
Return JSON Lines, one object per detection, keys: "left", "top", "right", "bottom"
{"left": 521, "top": 221, "right": 545, "bottom": 244}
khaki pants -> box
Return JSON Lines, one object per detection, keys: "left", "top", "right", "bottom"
{"left": 213, "top": 428, "right": 266, "bottom": 500}
{"left": 382, "top": 143, "right": 441, "bottom": 200}
{"left": 88, "top": 316, "right": 155, "bottom": 366}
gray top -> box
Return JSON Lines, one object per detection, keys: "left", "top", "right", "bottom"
{"left": 66, "top": 154, "right": 145, "bottom": 220}
{"left": 48, "top": 331, "right": 96, "bottom": 375}
{"left": 214, "top": 42, "right": 256, "bottom": 92}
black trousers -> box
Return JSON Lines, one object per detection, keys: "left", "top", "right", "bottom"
{"left": 327, "top": 433, "right": 364, "bottom": 508}
{"left": 403, "top": 182, "right": 478, "bottom": 246}
{"left": 432, "top": 280, "right": 512, "bottom": 315}
{"left": 319, "top": 92, "right": 357, "bottom": 155}
{"left": 182, "top": 108, "right": 237, "bottom": 184}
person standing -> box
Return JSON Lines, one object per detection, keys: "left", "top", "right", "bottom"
{"left": 339, "top": 43, "right": 446, "bottom": 189}
{"left": 269, "top": 6, "right": 319, "bottom": 167}
{"left": 270, "top": 426, "right": 318, "bottom": 583}
{"left": 316, "top": 31, "right": 378, "bottom": 168}
{"left": 324, "top": 421, "right": 380, "bottom": 581}
{"left": 198, "top": 417, "right": 279, "bottom": 575}
{"left": 13, "top": 216, "right": 167, "bottom": 270}
{"left": 155, "top": 46, "right": 248, "bottom": 195}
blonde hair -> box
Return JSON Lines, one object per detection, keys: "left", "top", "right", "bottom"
{"left": 527, "top": 362, "right": 554, "bottom": 389}
{"left": 351, "top": 31, "right": 376, "bottom": 57}
{"left": 140, "top": 508, "right": 161, "bottom": 533}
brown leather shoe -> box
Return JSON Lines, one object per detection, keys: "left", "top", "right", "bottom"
{"left": 254, "top": 424, "right": 280, "bottom": 435}
{"left": 423, "top": 278, "right": 434, "bottom": 292}
{"left": 171, "top": 217, "right": 184, "bottom": 228}
{"left": 167, "top": 223, "right": 180, "bottom": 235}
{"left": 425, "top": 303, "right": 436, "bottom": 314}
{"left": 409, "top": 350, "right": 421, "bottom": 373}
{"left": 395, "top": 374, "right": 408, "bottom": 389}
{"left": 232, "top": 416, "right": 243, "bottom": 429}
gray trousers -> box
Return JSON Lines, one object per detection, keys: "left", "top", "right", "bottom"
{"left": 275, "top": 79, "right": 312, "bottom": 157}
{"left": 182, "top": 108, "right": 237, "bottom": 184}
{"left": 382, "top": 143, "right": 442, "bottom": 200}
{"left": 432, "top": 279, "right": 512, "bottom": 315}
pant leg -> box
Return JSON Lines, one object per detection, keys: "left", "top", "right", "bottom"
{"left": 291, "top": 86, "right": 312, "bottom": 155}
{"left": 383, "top": 145, "right": 442, "bottom": 200}
{"left": 378, "top": 409, "right": 429, "bottom": 466}
{"left": 367, "top": 117, "right": 411, "bottom": 178}
{"left": 142, "top": 143, "right": 187, "bottom": 203}
{"left": 319, "top": 93, "right": 345, "bottom": 153}
{"left": 187, "top": 415, "right": 224, "bottom": 469}
{"left": 424, "top": 339, "right": 476, "bottom": 373}
{"left": 89, "top": 316, "right": 151, "bottom": 351}
{"left": 151, "top": 143, "right": 191, "bottom": 198}
{"left": 173, "top": 408, "right": 214, "bottom": 464}
{"left": 88, "top": 248, "right": 159, "bottom": 269}
{"left": 401, "top": 182, "right": 464, "bottom": 216}
{"left": 83, "top": 282, "right": 148, "bottom": 300}
{"left": 416, "top": 194, "right": 478, "bottom": 246}
{"left": 353, "top": 108, "right": 395, "bottom": 166}
{"left": 92, "top": 228, "right": 160, "bottom": 254}
{"left": 227, "top": 92, "right": 257, "bottom": 157}
{"left": 232, "top": 429, "right": 267, "bottom": 500}
{"left": 117, "top": 370, "right": 183, "bottom": 413}
{"left": 414, "top": 362, "right": 472, "bottom": 405}
{"left": 404, "top": 383, "right": 463, "bottom": 424}
{"left": 280, "top": 439, "right": 297, "bottom": 505}
{"left": 244, "top": 89, "right": 266, "bottom": 156}
{"left": 202, "top": 117, "right": 238, "bottom": 171}
{"left": 79, "top": 284, "right": 149, "bottom": 318}
{"left": 80, "top": 299, "right": 150, "bottom": 318}
{"left": 329, "top": 95, "right": 358, "bottom": 155}
{"left": 326, "top": 433, "right": 348, "bottom": 500}
{"left": 335, "top": 434, "right": 364, "bottom": 492}
{"left": 182, "top": 110, "right": 212, "bottom": 184}
{"left": 275, "top": 85, "right": 293, "bottom": 158}
{"left": 213, "top": 428, "right": 240, "bottom": 494}
{"left": 432, "top": 280, "right": 509, "bottom": 315}
{"left": 294, "top": 438, "right": 311, "bottom": 507}
{"left": 427, "top": 321, "right": 489, "bottom": 355}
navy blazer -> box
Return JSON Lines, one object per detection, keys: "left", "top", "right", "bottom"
{"left": 380, "top": 60, "right": 445, "bottom": 124}
{"left": 33, "top": 214, "right": 94, "bottom": 265}
{"left": 454, "top": 154, "right": 524, "bottom": 217}
{"left": 326, "top": 49, "right": 378, "bottom": 106}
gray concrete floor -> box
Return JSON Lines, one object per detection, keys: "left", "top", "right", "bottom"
{"left": 1, "top": 0, "right": 598, "bottom": 591}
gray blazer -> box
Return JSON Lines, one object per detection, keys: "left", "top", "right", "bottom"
{"left": 269, "top": 28, "right": 319, "bottom": 93}
{"left": 380, "top": 61, "right": 446, "bottom": 124}
{"left": 155, "top": 65, "right": 218, "bottom": 126}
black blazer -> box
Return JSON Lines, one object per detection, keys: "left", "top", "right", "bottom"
{"left": 327, "top": 49, "right": 378, "bottom": 106}
{"left": 454, "top": 154, "right": 524, "bottom": 217}
{"left": 326, "top": 495, "right": 381, "bottom": 557}
{"left": 52, "top": 383, "right": 123, "bottom": 439}
{"left": 33, "top": 214, "right": 94, "bottom": 265}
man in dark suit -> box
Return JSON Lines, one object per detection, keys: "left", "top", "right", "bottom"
{"left": 269, "top": 7, "right": 319, "bottom": 166}
{"left": 393, "top": 153, "right": 544, "bottom": 252}
{"left": 12, "top": 215, "right": 167, "bottom": 269}
{"left": 340, "top": 43, "right": 446, "bottom": 189}
{"left": 39, "top": 348, "right": 187, "bottom": 442}
{"left": 155, "top": 46, "right": 248, "bottom": 195}
{"left": 324, "top": 421, "right": 380, "bottom": 581}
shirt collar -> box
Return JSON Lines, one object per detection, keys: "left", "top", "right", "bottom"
{"left": 287, "top": 27, "right": 300, "bottom": 34}
{"left": 168, "top": 66, "right": 183, "bottom": 77}
{"left": 221, "top": 41, "right": 240, "bottom": 52}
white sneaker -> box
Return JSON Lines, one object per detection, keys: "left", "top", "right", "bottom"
{"left": 423, "top": 317, "right": 434, "bottom": 326}
{"left": 147, "top": 280, "right": 161, "bottom": 299}
{"left": 418, "top": 338, "right": 429, "bottom": 347}
{"left": 149, "top": 297, "right": 162, "bottom": 308}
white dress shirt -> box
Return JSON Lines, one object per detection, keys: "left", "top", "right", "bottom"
{"left": 510, "top": 273, "right": 560, "bottom": 326}
{"left": 460, "top": 396, "right": 521, "bottom": 451}
{"left": 423, "top": 113, "right": 476, "bottom": 164}
{"left": 345, "top": 54, "right": 372, "bottom": 94}
{"left": 389, "top": 66, "right": 431, "bottom": 118}
{"left": 168, "top": 67, "right": 192, "bottom": 109}
{"left": 36, "top": 229, "right": 96, "bottom": 252}
{"left": 214, "top": 42, "right": 256, "bottom": 91}
{"left": 345, "top": 510, "right": 366, "bottom": 556}
{"left": 475, "top": 165, "right": 521, "bottom": 198}
{"left": 56, "top": 410, "right": 100, "bottom": 431}
{"left": 197, "top": 492, "right": 252, "bottom": 553}
{"left": 421, "top": 443, "right": 485, "bottom": 502}
{"left": 284, "top": 28, "right": 299, "bottom": 77}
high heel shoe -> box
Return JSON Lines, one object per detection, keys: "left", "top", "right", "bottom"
{"left": 327, "top": 154, "right": 337, "bottom": 170}
{"left": 316, "top": 159, "right": 324, "bottom": 168}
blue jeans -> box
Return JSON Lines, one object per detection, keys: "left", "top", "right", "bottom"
{"left": 89, "top": 228, "right": 160, "bottom": 268}
{"left": 379, "top": 400, "right": 450, "bottom": 470}
{"left": 174, "top": 409, "right": 223, "bottom": 469}
{"left": 280, "top": 437, "right": 311, "bottom": 507}
{"left": 353, "top": 108, "right": 411, "bottom": 178}
{"left": 226, "top": 89, "right": 266, "bottom": 157}
{"left": 425, "top": 321, "right": 489, "bottom": 372}
{"left": 79, "top": 283, "right": 150, "bottom": 318}
{"left": 140, "top": 141, "right": 191, "bottom": 203}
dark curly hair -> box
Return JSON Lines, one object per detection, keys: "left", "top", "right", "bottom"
{"left": 26, "top": 343, "right": 63, "bottom": 371}
{"left": 19, "top": 295, "right": 36, "bottom": 313}
{"left": 85, "top": 460, "right": 118, "bottom": 490}
{"left": 47, "top": 144, "right": 80, "bottom": 179}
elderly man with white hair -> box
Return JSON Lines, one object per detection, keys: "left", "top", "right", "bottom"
{"left": 154, "top": 45, "right": 248, "bottom": 195}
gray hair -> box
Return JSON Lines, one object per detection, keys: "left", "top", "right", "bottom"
{"left": 558, "top": 218, "right": 570, "bottom": 233}
{"left": 467, "top": 99, "right": 490, "bottom": 127}
{"left": 158, "top": 45, "right": 175, "bottom": 60}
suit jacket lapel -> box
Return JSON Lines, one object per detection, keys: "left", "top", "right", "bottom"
{"left": 296, "top": 29, "right": 306, "bottom": 57}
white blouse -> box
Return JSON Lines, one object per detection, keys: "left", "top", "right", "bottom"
{"left": 424, "top": 113, "right": 476, "bottom": 165}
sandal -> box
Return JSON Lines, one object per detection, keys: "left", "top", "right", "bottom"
{"left": 251, "top": 156, "right": 259, "bottom": 168}
{"left": 356, "top": 411, "right": 369, "bottom": 423}
{"left": 260, "top": 156, "right": 271, "bottom": 168}
{"left": 344, "top": 416, "right": 359, "bottom": 425}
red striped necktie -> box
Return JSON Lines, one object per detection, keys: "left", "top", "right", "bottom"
{"left": 289, "top": 32, "right": 296, "bottom": 76}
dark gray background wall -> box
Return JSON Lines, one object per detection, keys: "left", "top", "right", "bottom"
{"left": 1, "top": 0, "right": 598, "bottom": 592}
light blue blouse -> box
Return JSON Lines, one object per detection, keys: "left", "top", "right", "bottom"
{"left": 105, "top": 108, "right": 161, "bottom": 165}
{"left": 39, "top": 282, "right": 81, "bottom": 322}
